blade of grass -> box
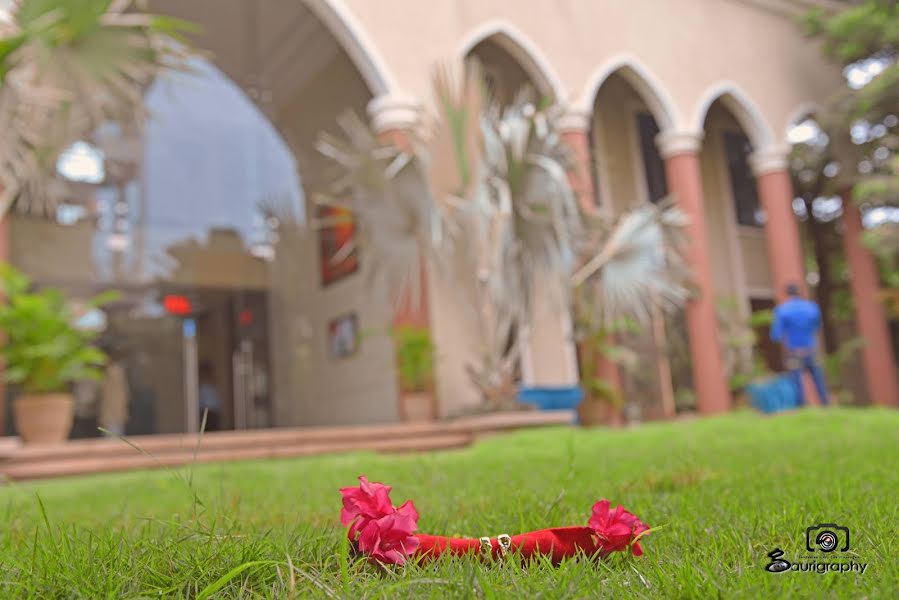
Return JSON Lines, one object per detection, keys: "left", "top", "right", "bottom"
{"left": 196, "top": 560, "right": 279, "bottom": 600}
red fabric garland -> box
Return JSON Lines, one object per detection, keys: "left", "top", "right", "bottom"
{"left": 415, "top": 527, "right": 603, "bottom": 565}
{"left": 340, "top": 475, "right": 650, "bottom": 567}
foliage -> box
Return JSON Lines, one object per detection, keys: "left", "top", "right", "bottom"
{"left": 793, "top": 1, "right": 899, "bottom": 354}
{"left": 1, "top": 410, "right": 898, "bottom": 596}
{"left": 0, "top": 264, "right": 117, "bottom": 394}
{"left": 822, "top": 335, "right": 867, "bottom": 389}
{"left": 716, "top": 298, "right": 773, "bottom": 392}
{"left": 573, "top": 316, "right": 639, "bottom": 408}
{"left": 572, "top": 199, "right": 690, "bottom": 326}
{"left": 316, "top": 61, "right": 690, "bottom": 409}
{"left": 674, "top": 387, "right": 697, "bottom": 412}
{"left": 392, "top": 325, "right": 434, "bottom": 393}
{"left": 0, "top": 0, "right": 192, "bottom": 217}
{"left": 801, "top": 1, "right": 899, "bottom": 210}
{"left": 804, "top": 1, "right": 899, "bottom": 65}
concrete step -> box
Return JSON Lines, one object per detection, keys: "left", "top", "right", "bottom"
{"left": 1, "top": 410, "right": 574, "bottom": 465}
{"left": 0, "top": 410, "right": 575, "bottom": 481}
{"left": 2, "top": 433, "right": 474, "bottom": 481}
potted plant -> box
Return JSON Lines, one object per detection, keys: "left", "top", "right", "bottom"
{"left": 392, "top": 325, "right": 436, "bottom": 422}
{"left": 0, "top": 265, "right": 115, "bottom": 444}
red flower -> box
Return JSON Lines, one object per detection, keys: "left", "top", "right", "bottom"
{"left": 340, "top": 476, "right": 394, "bottom": 540}
{"left": 588, "top": 499, "right": 650, "bottom": 556}
{"left": 357, "top": 500, "right": 420, "bottom": 565}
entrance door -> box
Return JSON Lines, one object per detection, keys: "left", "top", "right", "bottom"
{"left": 191, "top": 288, "right": 271, "bottom": 432}
{"left": 231, "top": 291, "right": 271, "bottom": 429}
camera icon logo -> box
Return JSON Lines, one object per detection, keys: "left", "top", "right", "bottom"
{"left": 806, "top": 523, "right": 849, "bottom": 553}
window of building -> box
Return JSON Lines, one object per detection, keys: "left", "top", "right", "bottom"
{"left": 723, "top": 131, "right": 763, "bottom": 227}
{"left": 636, "top": 112, "right": 668, "bottom": 204}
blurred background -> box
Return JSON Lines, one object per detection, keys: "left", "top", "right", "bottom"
{"left": 1, "top": 0, "right": 896, "bottom": 440}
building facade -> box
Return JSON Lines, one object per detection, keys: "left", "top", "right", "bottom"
{"left": 3, "top": 0, "right": 896, "bottom": 436}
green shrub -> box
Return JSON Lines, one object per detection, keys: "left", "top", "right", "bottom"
{"left": 392, "top": 325, "right": 434, "bottom": 392}
{"left": 0, "top": 265, "right": 116, "bottom": 394}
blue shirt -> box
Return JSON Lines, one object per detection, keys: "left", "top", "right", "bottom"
{"left": 770, "top": 298, "right": 821, "bottom": 351}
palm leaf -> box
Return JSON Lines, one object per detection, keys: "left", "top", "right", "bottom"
{"left": 574, "top": 199, "right": 690, "bottom": 326}
{"left": 314, "top": 109, "right": 436, "bottom": 313}
{"left": 0, "top": 0, "right": 191, "bottom": 217}
{"left": 426, "top": 60, "right": 485, "bottom": 208}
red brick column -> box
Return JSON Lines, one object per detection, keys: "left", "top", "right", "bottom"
{"left": 842, "top": 198, "right": 898, "bottom": 406}
{"left": 558, "top": 109, "right": 599, "bottom": 215}
{"left": 750, "top": 148, "right": 807, "bottom": 301}
{"left": 559, "top": 109, "right": 624, "bottom": 397}
{"left": 750, "top": 148, "right": 824, "bottom": 403}
{"left": 657, "top": 131, "right": 731, "bottom": 414}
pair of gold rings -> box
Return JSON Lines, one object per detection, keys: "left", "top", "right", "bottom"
{"left": 480, "top": 534, "right": 512, "bottom": 558}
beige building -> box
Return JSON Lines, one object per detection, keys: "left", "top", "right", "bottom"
{"left": 7, "top": 0, "right": 896, "bottom": 436}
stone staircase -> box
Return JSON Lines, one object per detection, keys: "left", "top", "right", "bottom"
{"left": 0, "top": 410, "right": 574, "bottom": 481}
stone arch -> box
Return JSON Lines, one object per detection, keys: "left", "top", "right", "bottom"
{"left": 304, "top": 0, "right": 401, "bottom": 96}
{"left": 576, "top": 53, "right": 680, "bottom": 131}
{"left": 691, "top": 81, "right": 775, "bottom": 149}
{"left": 457, "top": 19, "right": 567, "bottom": 103}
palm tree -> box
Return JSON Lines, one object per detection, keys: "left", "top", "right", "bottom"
{"left": 316, "top": 61, "right": 691, "bottom": 409}
{"left": 0, "top": 0, "right": 190, "bottom": 217}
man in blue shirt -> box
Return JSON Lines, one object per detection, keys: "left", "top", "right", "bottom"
{"left": 770, "top": 283, "right": 829, "bottom": 406}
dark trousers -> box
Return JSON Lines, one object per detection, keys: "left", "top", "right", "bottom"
{"left": 786, "top": 352, "right": 829, "bottom": 406}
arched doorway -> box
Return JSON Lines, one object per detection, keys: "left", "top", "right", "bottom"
{"left": 586, "top": 65, "right": 681, "bottom": 419}
{"left": 447, "top": 28, "right": 577, "bottom": 404}
{"left": 696, "top": 92, "right": 777, "bottom": 402}
{"left": 6, "top": 0, "right": 400, "bottom": 436}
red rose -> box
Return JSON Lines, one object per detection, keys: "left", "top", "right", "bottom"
{"left": 357, "top": 500, "right": 420, "bottom": 565}
{"left": 339, "top": 476, "right": 395, "bottom": 540}
{"left": 588, "top": 499, "right": 650, "bottom": 556}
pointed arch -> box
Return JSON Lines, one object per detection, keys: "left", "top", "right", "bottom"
{"left": 576, "top": 54, "right": 681, "bottom": 131}
{"left": 691, "top": 82, "right": 775, "bottom": 149}
{"left": 304, "top": 0, "right": 400, "bottom": 96}
{"left": 457, "top": 20, "right": 567, "bottom": 103}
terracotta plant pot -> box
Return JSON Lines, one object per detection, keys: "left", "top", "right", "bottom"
{"left": 401, "top": 391, "right": 435, "bottom": 422}
{"left": 13, "top": 393, "right": 74, "bottom": 444}
{"left": 577, "top": 400, "right": 623, "bottom": 427}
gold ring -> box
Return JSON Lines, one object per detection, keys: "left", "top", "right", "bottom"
{"left": 480, "top": 537, "right": 492, "bottom": 557}
{"left": 497, "top": 534, "right": 512, "bottom": 557}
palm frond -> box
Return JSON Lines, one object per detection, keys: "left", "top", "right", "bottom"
{"left": 0, "top": 0, "right": 191, "bottom": 217}
{"left": 314, "top": 109, "right": 436, "bottom": 313}
{"left": 574, "top": 199, "right": 690, "bottom": 326}
{"left": 315, "top": 59, "right": 690, "bottom": 407}
{"left": 426, "top": 59, "right": 485, "bottom": 209}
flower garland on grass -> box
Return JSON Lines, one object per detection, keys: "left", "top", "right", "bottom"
{"left": 340, "top": 476, "right": 650, "bottom": 566}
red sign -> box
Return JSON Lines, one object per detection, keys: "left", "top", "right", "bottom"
{"left": 239, "top": 309, "right": 253, "bottom": 326}
{"left": 163, "top": 295, "right": 192, "bottom": 316}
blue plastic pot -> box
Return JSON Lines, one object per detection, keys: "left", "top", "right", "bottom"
{"left": 518, "top": 386, "right": 584, "bottom": 411}
{"left": 746, "top": 375, "right": 800, "bottom": 414}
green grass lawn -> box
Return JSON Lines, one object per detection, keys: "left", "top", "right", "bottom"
{"left": 1, "top": 408, "right": 897, "bottom": 598}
